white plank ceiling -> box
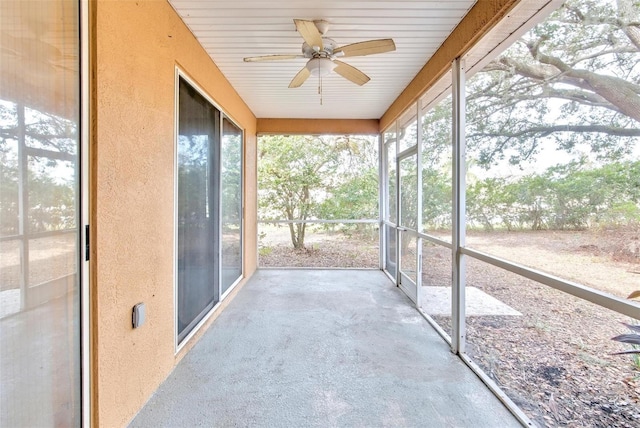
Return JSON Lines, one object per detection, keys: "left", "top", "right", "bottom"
{"left": 168, "top": 0, "right": 477, "bottom": 119}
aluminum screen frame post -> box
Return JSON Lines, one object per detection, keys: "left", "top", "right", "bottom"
{"left": 415, "top": 101, "right": 423, "bottom": 309}
{"left": 451, "top": 57, "right": 466, "bottom": 355}
{"left": 378, "top": 133, "right": 384, "bottom": 270}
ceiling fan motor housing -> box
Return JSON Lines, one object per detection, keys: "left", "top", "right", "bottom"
{"left": 302, "top": 38, "right": 338, "bottom": 57}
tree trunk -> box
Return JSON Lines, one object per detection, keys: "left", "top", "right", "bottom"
{"left": 298, "top": 222, "right": 306, "bottom": 249}
{"left": 288, "top": 222, "right": 300, "bottom": 249}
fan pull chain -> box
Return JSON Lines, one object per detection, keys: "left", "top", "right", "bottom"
{"left": 318, "top": 60, "right": 323, "bottom": 105}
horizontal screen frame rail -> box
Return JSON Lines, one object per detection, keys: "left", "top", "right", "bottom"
{"left": 461, "top": 246, "right": 640, "bottom": 319}
{"left": 258, "top": 219, "right": 378, "bottom": 224}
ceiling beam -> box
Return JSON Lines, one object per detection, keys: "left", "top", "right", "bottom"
{"left": 257, "top": 118, "right": 379, "bottom": 135}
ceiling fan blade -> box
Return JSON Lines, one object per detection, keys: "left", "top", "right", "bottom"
{"left": 289, "top": 66, "right": 311, "bottom": 88}
{"left": 294, "top": 19, "right": 323, "bottom": 51}
{"left": 334, "top": 39, "right": 396, "bottom": 58}
{"left": 333, "top": 60, "right": 370, "bottom": 86}
{"left": 243, "top": 54, "right": 303, "bottom": 62}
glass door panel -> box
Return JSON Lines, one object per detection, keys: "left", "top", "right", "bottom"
{"left": 177, "top": 78, "right": 219, "bottom": 343}
{"left": 220, "top": 117, "right": 243, "bottom": 296}
{"left": 1, "top": 0, "right": 82, "bottom": 425}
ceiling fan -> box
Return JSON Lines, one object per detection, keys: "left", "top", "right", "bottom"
{"left": 243, "top": 19, "right": 396, "bottom": 90}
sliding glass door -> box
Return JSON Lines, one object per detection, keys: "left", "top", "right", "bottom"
{"left": 176, "top": 76, "right": 244, "bottom": 345}
{"left": 176, "top": 78, "right": 220, "bottom": 342}
{"left": 1, "top": 0, "right": 83, "bottom": 425}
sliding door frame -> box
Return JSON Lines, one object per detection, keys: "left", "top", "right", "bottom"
{"left": 173, "top": 69, "right": 245, "bottom": 352}
{"left": 80, "top": 0, "right": 91, "bottom": 425}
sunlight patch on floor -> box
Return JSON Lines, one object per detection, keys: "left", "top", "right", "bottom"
{"left": 0, "top": 289, "right": 20, "bottom": 319}
{"left": 421, "top": 286, "right": 522, "bottom": 316}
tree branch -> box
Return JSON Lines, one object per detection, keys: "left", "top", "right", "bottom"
{"left": 618, "top": 0, "right": 640, "bottom": 50}
{"left": 495, "top": 42, "right": 640, "bottom": 122}
{"left": 469, "top": 124, "right": 640, "bottom": 139}
{"left": 570, "top": 47, "right": 639, "bottom": 67}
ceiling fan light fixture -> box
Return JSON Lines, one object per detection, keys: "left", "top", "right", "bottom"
{"left": 306, "top": 57, "right": 335, "bottom": 76}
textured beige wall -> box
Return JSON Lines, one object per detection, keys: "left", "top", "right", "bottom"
{"left": 93, "top": 0, "right": 257, "bottom": 426}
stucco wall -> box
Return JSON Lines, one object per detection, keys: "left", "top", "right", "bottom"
{"left": 93, "top": 0, "right": 257, "bottom": 426}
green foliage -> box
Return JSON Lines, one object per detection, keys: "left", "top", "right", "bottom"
{"left": 258, "top": 246, "right": 272, "bottom": 257}
{"left": 258, "top": 135, "right": 378, "bottom": 248}
{"left": 27, "top": 169, "right": 76, "bottom": 232}
{"left": 221, "top": 128, "right": 243, "bottom": 225}
{"left": 421, "top": 94, "right": 454, "bottom": 231}
{"left": 611, "top": 292, "right": 640, "bottom": 368}
{"left": 466, "top": 161, "right": 640, "bottom": 231}
{"left": 318, "top": 168, "right": 378, "bottom": 220}
{"left": 422, "top": 167, "right": 452, "bottom": 229}
{"left": 467, "top": 178, "right": 516, "bottom": 231}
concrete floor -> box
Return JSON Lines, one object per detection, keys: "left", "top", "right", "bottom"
{"left": 131, "top": 269, "right": 520, "bottom": 428}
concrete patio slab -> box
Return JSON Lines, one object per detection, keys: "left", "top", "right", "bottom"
{"left": 131, "top": 269, "right": 520, "bottom": 428}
